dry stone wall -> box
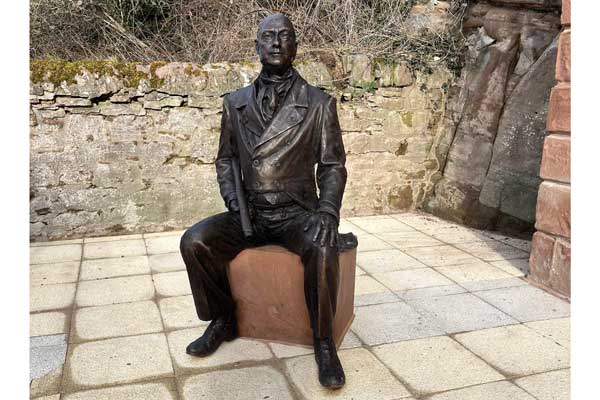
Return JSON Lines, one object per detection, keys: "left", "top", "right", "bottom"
{"left": 30, "top": 57, "right": 453, "bottom": 241}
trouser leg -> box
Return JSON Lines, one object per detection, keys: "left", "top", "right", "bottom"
{"left": 179, "top": 211, "right": 251, "bottom": 321}
{"left": 270, "top": 210, "right": 340, "bottom": 339}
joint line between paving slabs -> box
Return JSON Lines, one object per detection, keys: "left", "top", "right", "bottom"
{"left": 143, "top": 232, "right": 183, "bottom": 400}
{"left": 59, "top": 242, "right": 84, "bottom": 396}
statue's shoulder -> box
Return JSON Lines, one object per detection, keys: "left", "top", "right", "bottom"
{"left": 222, "top": 84, "right": 253, "bottom": 108}
{"left": 299, "top": 77, "right": 332, "bottom": 107}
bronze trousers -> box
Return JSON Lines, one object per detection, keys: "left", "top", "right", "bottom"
{"left": 179, "top": 204, "right": 340, "bottom": 339}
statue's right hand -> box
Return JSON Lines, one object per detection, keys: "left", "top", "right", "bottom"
{"left": 228, "top": 199, "right": 240, "bottom": 213}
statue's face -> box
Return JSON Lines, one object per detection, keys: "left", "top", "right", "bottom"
{"left": 256, "top": 15, "right": 297, "bottom": 70}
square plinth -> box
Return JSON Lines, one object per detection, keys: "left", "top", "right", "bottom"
{"left": 228, "top": 245, "right": 356, "bottom": 347}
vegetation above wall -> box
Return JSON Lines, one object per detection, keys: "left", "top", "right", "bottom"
{"left": 30, "top": 0, "right": 467, "bottom": 73}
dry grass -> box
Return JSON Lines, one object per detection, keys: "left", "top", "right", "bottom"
{"left": 30, "top": 0, "right": 467, "bottom": 71}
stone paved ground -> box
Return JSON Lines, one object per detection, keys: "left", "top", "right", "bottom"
{"left": 30, "top": 212, "right": 570, "bottom": 400}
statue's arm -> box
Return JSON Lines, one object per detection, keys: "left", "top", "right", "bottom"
{"left": 215, "top": 96, "right": 238, "bottom": 211}
{"left": 315, "top": 97, "right": 347, "bottom": 223}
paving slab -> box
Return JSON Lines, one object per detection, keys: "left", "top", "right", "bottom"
{"left": 30, "top": 364, "right": 63, "bottom": 398}
{"left": 354, "top": 275, "right": 399, "bottom": 306}
{"left": 403, "top": 245, "right": 479, "bottom": 267}
{"left": 145, "top": 235, "right": 182, "bottom": 255}
{"left": 31, "top": 334, "right": 67, "bottom": 348}
{"left": 338, "top": 219, "right": 367, "bottom": 235}
{"left": 33, "top": 395, "right": 61, "bottom": 400}
{"left": 270, "top": 330, "right": 362, "bottom": 358}
{"left": 31, "top": 238, "right": 83, "bottom": 247}
{"left": 31, "top": 244, "right": 81, "bottom": 264}
{"left": 391, "top": 214, "right": 460, "bottom": 232}
{"left": 64, "top": 333, "right": 173, "bottom": 390}
{"left": 357, "top": 249, "right": 427, "bottom": 273}
{"left": 375, "top": 230, "right": 445, "bottom": 250}
{"left": 460, "top": 277, "right": 528, "bottom": 292}
{"left": 355, "top": 233, "right": 394, "bottom": 251}
{"left": 373, "top": 268, "right": 454, "bottom": 292}
{"left": 406, "top": 293, "right": 518, "bottom": 334}
{"left": 72, "top": 300, "right": 163, "bottom": 342}
{"left": 396, "top": 284, "right": 466, "bottom": 300}
{"left": 83, "top": 239, "right": 146, "bottom": 259}
{"left": 149, "top": 252, "right": 186, "bottom": 274}
{"left": 426, "top": 381, "right": 536, "bottom": 400}
{"left": 484, "top": 235, "right": 532, "bottom": 252}
{"left": 158, "top": 295, "right": 208, "bottom": 331}
{"left": 75, "top": 275, "right": 155, "bottom": 307}
{"left": 434, "top": 261, "right": 513, "bottom": 284}
{"left": 31, "top": 283, "right": 76, "bottom": 312}
{"left": 355, "top": 265, "right": 366, "bottom": 276}
{"left": 348, "top": 215, "right": 415, "bottom": 234}
{"left": 353, "top": 302, "right": 443, "bottom": 345}
{"left": 30, "top": 311, "right": 68, "bottom": 337}
{"left": 31, "top": 261, "right": 80, "bottom": 286}
{"left": 373, "top": 336, "right": 503, "bottom": 395}
{"left": 474, "top": 285, "right": 570, "bottom": 322}
{"left": 285, "top": 347, "right": 411, "bottom": 399}
{"left": 144, "top": 230, "right": 185, "bottom": 238}
{"left": 153, "top": 271, "right": 192, "bottom": 298}
{"left": 456, "top": 241, "right": 529, "bottom": 262}
{"left": 428, "top": 226, "right": 497, "bottom": 244}
{"left": 62, "top": 379, "right": 179, "bottom": 400}
{"left": 167, "top": 328, "right": 272, "bottom": 372}
{"left": 514, "top": 369, "right": 570, "bottom": 400}
{"left": 524, "top": 318, "right": 570, "bottom": 350}
{"left": 30, "top": 341, "right": 68, "bottom": 380}
{"left": 84, "top": 234, "right": 143, "bottom": 243}
{"left": 490, "top": 259, "right": 529, "bottom": 277}
{"left": 454, "top": 324, "right": 570, "bottom": 377}
{"left": 79, "top": 256, "right": 150, "bottom": 280}
{"left": 179, "top": 366, "right": 293, "bottom": 400}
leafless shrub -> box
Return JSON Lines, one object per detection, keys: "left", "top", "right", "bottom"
{"left": 30, "top": 0, "right": 467, "bottom": 71}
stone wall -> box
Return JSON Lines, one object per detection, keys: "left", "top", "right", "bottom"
{"left": 529, "top": 0, "right": 570, "bottom": 299}
{"left": 30, "top": 57, "right": 453, "bottom": 241}
{"left": 423, "top": 0, "right": 562, "bottom": 236}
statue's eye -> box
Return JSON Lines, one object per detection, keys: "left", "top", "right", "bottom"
{"left": 280, "top": 32, "right": 290, "bottom": 40}
{"left": 261, "top": 32, "right": 274, "bottom": 41}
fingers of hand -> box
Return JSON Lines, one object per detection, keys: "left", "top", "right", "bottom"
{"left": 312, "top": 218, "right": 323, "bottom": 242}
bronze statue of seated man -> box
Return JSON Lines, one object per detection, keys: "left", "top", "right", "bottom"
{"left": 179, "top": 13, "right": 349, "bottom": 389}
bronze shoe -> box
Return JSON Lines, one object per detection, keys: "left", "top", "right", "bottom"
{"left": 186, "top": 315, "right": 238, "bottom": 357}
{"left": 314, "top": 337, "right": 346, "bottom": 389}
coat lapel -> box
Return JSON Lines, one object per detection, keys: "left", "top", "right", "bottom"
{"left": 233, "top": 84, "right": 262, "bottom": 153}
{"left": 254, "top": 77, "right": 308, "bottom": 150}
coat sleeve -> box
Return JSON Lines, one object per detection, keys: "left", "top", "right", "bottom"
{"left": 316, "top": 97, "right": 347, "bottom": 222}
{"left": 215, "top": 96, "right": 238, "bottom": 209}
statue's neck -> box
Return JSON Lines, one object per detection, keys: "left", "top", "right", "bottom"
{"left": 261, "top": 64, "right": 292, "bottom": 80}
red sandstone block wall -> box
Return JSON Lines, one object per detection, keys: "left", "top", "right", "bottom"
{"left": 529, "top": 0, "right": 571, "bottom": 298}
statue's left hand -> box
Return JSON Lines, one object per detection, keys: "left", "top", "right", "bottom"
{"left": 303, "top": 212, "right": 339, "bottom": 248}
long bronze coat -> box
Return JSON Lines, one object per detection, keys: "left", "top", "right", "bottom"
{"left": 215, "top": 73, "right": 347, "bottom": 221}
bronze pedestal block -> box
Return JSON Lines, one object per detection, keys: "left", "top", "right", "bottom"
{"left": 228, "top": 245, "right": 356, "bottom": 347}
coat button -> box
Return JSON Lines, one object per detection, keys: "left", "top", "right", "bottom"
{"left": 252, "top": 159, "right": 260, "bottom": 166}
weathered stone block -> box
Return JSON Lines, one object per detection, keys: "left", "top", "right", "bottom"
{"left": 99, "top": 102, "right": 146, "bottom": 116}
{"left": 344, "top": 54, "right": 374, "bottom": 88}
{"left": 228, "top": 245, "right": 356, "bottom": 347}
{"left": 551, "top": 238, "right": 571, "bottom": 296}
{"left": 547, "top": 84, "right": 570, "bottom": 133}
{"left": 562, "top": 0, "right": 571, "bottom": 26}
{"left": 540, "top": 134, "right": 570, "bottom": 183}
{"left": 556, "top": 29, "right": 570, "bottom": 82}
{"left": 529, "top": 232, "right": 570, "bottom": 298}
{"left": 55, "top": 97, "right": 92, "bottom": 107}
{"left": 535, "top": 181, "right": 570, "bottom": 237}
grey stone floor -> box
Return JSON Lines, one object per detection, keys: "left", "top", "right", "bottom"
{"left": 29, "top": 212, "right": 570, "bottom": 400}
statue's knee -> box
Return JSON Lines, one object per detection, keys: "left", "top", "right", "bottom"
{"left": 180, "top": 227, "right": 208, "bottom": 254}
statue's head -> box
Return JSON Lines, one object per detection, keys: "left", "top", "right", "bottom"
{"left": 255, "top": 13, "right": 297, "bottom": 72}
